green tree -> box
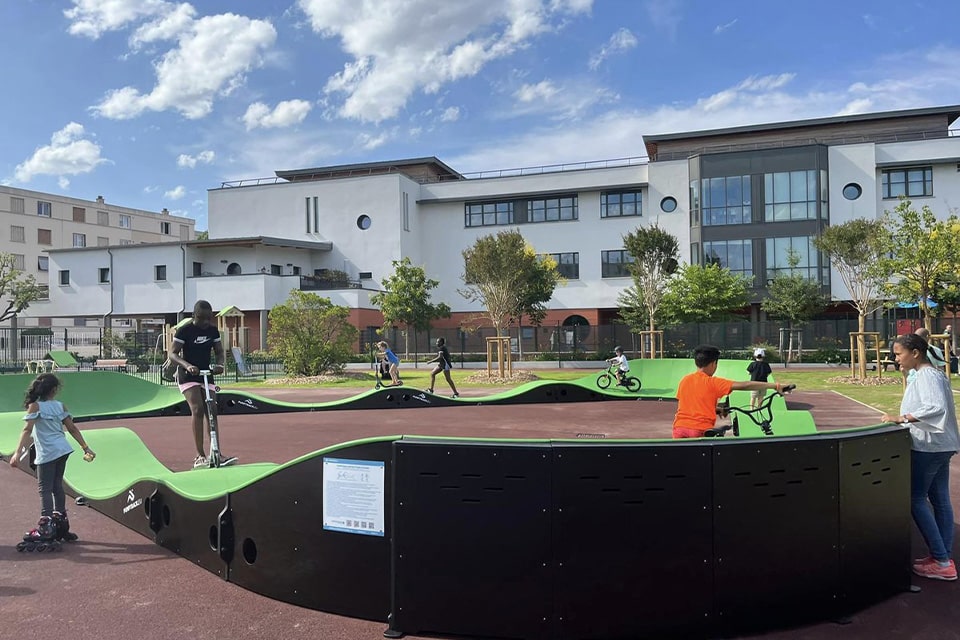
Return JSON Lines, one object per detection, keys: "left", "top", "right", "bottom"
{"left": 370, "top": 257, "right": 451, "bottom": 356}
{"left": 762, "top": 249, "right": 829, "bottom": 362}
{"left": 882, "top": 198, "right": 960, "bottom": 331}
{"left": 660, "top": 263, "right": 750, "bottom": 325}
{"left": 617, "top": 225, "right": 679, "bottom": 355}
{"left": 460, "top": 229, "right": 562, "bottom": 336}
{"left": 814, "top": 219, "right": 890, "bottom": 377}
{"left": 195, "top": 230, "right": 209, "bottom": 240}
{"left": 0, "top": 252, "right": 44, "bottom": 322}
{"left": 267, "top": 290, "right": 358, "bottom": 375}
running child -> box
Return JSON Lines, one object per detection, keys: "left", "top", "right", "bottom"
{"left": 10, "top": 373, "right": 95, "bottom": 546}
{"left": 606, "top": 346, "right": 630, "bottom": 385}
{"left": 377, "top": 340, "right": 402, "bottom": 386}
{"left": 673, "top": 345, "right": 792, "bottom": 439}
{"left": 746, "top": 348, "right": 773, "bottom": 409}
{"left": 426, "top": 337, "right": 459, "bottom": 398}
{"left": 166, "top": 300, "right": 232, "bottom": 468}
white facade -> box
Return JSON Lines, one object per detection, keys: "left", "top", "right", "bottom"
{"left": 35, "top": 106, "right": 960, "bottom": 332}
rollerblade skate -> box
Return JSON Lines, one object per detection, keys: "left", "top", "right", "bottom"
{"left": 51, "top": 512, "right": 78, "bottom": 542}
{"left": 16, "top": 516, "right": 61, "bottom": 552}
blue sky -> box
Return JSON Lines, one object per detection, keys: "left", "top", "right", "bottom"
{"left": 2, "top": 0, "right": 958, "bottom": 230}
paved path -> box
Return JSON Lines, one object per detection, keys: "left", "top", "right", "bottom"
{"left": 4, "top": 386, "right": 960, "bottom": 640}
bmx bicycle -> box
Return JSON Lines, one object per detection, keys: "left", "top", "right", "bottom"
{"left": 705, "top": 384, "right": 796, "bottom": 437}
{"left": 199, "top": 368, "right": 238, "bottom": 468}
{"left": 596, "top": 364, "right": 641, "bottom": 392}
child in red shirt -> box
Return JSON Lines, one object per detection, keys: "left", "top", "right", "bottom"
{"left": 673, "top": 345, "right": 791, "bottom": 439}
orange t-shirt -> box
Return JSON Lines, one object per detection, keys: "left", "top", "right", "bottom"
{"left": 673, "top": 370, "right": 735, "bottom": 434}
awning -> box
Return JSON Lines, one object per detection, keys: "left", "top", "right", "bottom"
{"left": 896, "top": 298, "right": 938, "bottom": 309}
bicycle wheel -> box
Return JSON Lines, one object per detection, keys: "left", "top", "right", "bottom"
{"left": 596, "top": 373, "right": 612, "bottom": 389}
{"left": 624, "top": 376, "right": 641, "bottom": 392}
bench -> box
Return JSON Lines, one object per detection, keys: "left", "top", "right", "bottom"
{"left": 868, "top": 359, "right": 899, "bottom": 372}
{"left": 93, "top": 358, "right": 129, "bottom": 372}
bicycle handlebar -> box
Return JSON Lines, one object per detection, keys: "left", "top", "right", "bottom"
{"left": 712, "top": 384, "right": 796, "bottom": 436}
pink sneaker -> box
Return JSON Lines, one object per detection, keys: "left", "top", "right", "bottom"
{"left": 913, "top": 559, "right": 958, "bottom": 581}
{"left": 913, "top": 555, "right": 934, "bottom": 566}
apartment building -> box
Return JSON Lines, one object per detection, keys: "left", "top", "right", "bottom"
{"left": 1, "top": 186, "right": 196, "bottom": 328}
{"left": 36, "top": 105, "right": 960, "bottom": 348}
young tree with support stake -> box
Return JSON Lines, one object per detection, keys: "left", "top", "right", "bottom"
{"left": 814, "top": 219, "right": 890, "bottom": 379}
{"left": 882, "top": 199, "right": 960, "bottom": 332}
{"left": 370, "top": 258, "right": 451, "bottom": 358}
{"left": 460, "top": 229, "right": 561, "bottom": 338}
{"left": 617, "top": 225, "right": 679, "bottom": 357}
{"left": 762, "top": 249, "right": 829, "bottom": 363}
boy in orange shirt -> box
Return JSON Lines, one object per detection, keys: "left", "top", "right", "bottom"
{"left": 673, "top": 345, "right": 792, "bottom": 439}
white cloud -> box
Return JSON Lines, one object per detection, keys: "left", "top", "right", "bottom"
{"left": 440, "top": 106, "right": 461, "bottom": 122}
{"left": 58, "top": 177, "right": 71, "bottom": 189}
{"left": 644, "top": 0, "right": 682, "bottom": 41}
{"left": 713, "top": 18, "right": 737, "bottom": 34}
{"left": 588, "top": 27, "right": 638, "bottom": 70}
{"left": 177, "top": 150, "right": 216, "bottom": 168}
{"left": 242, "top": 99, "right": 313, "bottom": 130}
{"left": 356, "top": 131, "right": 389, "bottom": 150}
{"left": 298, "top": 0, "right": 593, "bottom": 123}
{"left": 64, "top": 0, "right": 171, "bottom": 38}
{"left": 863, "top": 14, "right": 878, "bottom": 29}
{"left": 515, "top": 80, "right": 559, "bottom": 103}
{"left": 90, "top": 12, "right": 277, "bottom": 120}
{"left": 143, "top": 185, "right": 159, "bottom": 193}
{"left": 164, "top": 185, "right": 186, "bottom": 200}
{"left": 13, "top": 123, "right": 108, "bottom": 183}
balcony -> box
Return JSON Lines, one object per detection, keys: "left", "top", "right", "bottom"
{"left": 299, "top": 275, "right": 361, "bottom": 291}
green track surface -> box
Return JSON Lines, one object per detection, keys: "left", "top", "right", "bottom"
{"left": 0, "top": 361, "right": 819, "bottom": 501}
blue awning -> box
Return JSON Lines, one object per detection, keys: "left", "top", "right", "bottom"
{"left": 896, "top": 298, "right": 938, "bottom": 309}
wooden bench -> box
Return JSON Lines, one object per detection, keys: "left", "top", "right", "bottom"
{"left": 868, "top": 359, "right": 899, "bottom": 372}
{"left": 93, "top": 358, "right": 129, "bottom": 371}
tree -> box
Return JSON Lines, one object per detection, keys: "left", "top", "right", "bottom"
{"left": 617, "top": 225, "right": 679, "bottom": 355}
{"left": 0, "top": 252, "right": 44, "bottom": 323}
{"left": 460, "top": 229, "right": 562, "bottom": 336}
{"left": 267, "top": 290, "right": 358, "bottom": 375}
{"left": 370, "top": 257, "right": 451, "bottom": 357}
{"left": 814, "top": 219, "right": 891, "bottom": 377}
{"left": 195, "top": 230, "right": 209, "bottom": 240}
{"left": 762, "top": 249, "right": 829, "bottom": 362}
{"left": 660, "top": 263, "right": 750, "bottom": 325}
{"left": 882, "top": 198, "right": 960, "bottom": 331}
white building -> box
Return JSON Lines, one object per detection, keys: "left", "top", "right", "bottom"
{"left": 0, "top": 186, "right": 196, "bottom": 328}
{"left": 36, "top": 105, "right": 960, "bottom": 350}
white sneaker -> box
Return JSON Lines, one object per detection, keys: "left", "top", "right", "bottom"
{"left": 193, "top": 455, "right": 208, "bottom": 469}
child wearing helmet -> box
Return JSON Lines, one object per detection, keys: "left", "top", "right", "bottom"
{"left": 607, "top": 346, "right": 630, "bottom": 386}
{"left": 747, "top": 348, "right": 773, "bottom": 409}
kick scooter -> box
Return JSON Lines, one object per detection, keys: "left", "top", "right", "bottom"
{"left": 199, "top": 368, "right": 238, "bottom": 468}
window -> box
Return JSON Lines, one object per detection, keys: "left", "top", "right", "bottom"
{"left": 97, "top": 210, "right": 109, "bottom": 225}
{"left": 702, "top": 175, "right": 751, "bottom": 225}
{"left": 356, "top": 214, "right": 372, "bottom": 230}
{"left": 403, "top": 192, "right": 410, "bottom": 231}
{"left": 119, "top": 239, "right": 134, "bottom": 245}
{"left": 270, "top": 264, "right": 282, "bottom": 275}
{"left": 465, "top": 201, "right": 514, "bottom": 227}
{"left": 38, "top": 256, "right": 48, "bottom": 271}
{"left": 37, "top": 285, "right": 49, "bottom": 300}
{"left": 842, "top": 183, "right": 862, "bottom": 200}
{"left": 73, "top": 233, "right": 86, "bottom": 248}
{"left": 73, "top": 207, "right": 85, "bottom": 223}
{"left": 601, "top": 191, "right": 642, "bottom": 218}
{"left": 12, "top": 254, "right": 24, "bottom": 270}
{"left": 292, "top": 266, "right": 302, "bottom": 276}
{"left": 160, "top": 221, "right": 171, "bottom": 234}
{"left": 601, "top": 250, "right": 634, "bottom": 278}
{"left": 119, "top": 214, "right": 131, "bottom": 229}
{"left": 38, "top": 228, "right": 51, "bottom": 245}
{"left": 58, "top": 270, "right": 70, "bottom": 286}
{"left": 546, "top": 252, "right": 579, "bottom": 279}
{"left": 765, "top": 236, "right": 829, "bottom": 286}
{"left": 703, "top": 240, "right": 753, "bottom": 282}
{"left": 763, "top": 170, "right": 821, "bottom": 221}
{"left": 154, "top": 265, "right": 167, "bottom": 281}
{"left": 10, "top": 225, "right": 24, "bottom": 243}
{"left": 882, "top": 167, "right": 932, "bottom": 199}
{"left": 661, "top": 196, "right": 678, "bottom": 213}
{"left": 98, "top": 267, "right": 110, "bottom": 283}
{"left": 528, "top": 196, "right": 578, "bottom": 223}
{"left": 193, "top": 262, "right": 202, "bottom": 277}
{"left": 11, "top": 197, "right": 24, "bottom": 214}
{"left": 37, "top": 201, "right": 52, "bottom": 217}
{"left": 97, "top": 237, "right": 109, "bottom": 247}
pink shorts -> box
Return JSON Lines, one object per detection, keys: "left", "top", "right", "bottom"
{"left": 179, "top": 381, "right": 216, "bottom": 394}
{"left": 673, "top": 427, "right": 706, "bottom": 439}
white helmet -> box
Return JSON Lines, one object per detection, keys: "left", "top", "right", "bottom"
{"left": 753, "top": 348, "right": 766, "bottom": 358}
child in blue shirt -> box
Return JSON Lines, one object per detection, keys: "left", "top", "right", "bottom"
{"left": 10, "top": 373, "right": 95, "bottom": 545}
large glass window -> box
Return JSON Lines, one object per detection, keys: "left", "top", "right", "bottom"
{"left": 763, "top": 170, "right": 821, "bottom": 221}
{"left": 545, "top": 252, "right": 579, "bottom": 279}
{"left": 601, "top": 250, "right": 633, "bottom": 278}
{"left": 465, "top": 201, "right": 514, "bottom": 227}
{"left": 703, "top": 240, "right": 753, "bottom": 281}
{"left": 601, "top": 191, "right": 641, "bottom": 218}
{"left": 529, "top": 196, "right": 578, "bottom": 223}
{"left": 702, "top": 175, "right": 751, "bottom": 226}
{"left": 882, "top": 167, "right": 932, "bottom": 199}
{"left": 765, "top": 236, "right": 829, "bottom": 286}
